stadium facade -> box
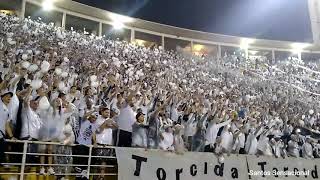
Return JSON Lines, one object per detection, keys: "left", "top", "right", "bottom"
{"left": 1, "top": 0, "right": 320, "bottom": 61}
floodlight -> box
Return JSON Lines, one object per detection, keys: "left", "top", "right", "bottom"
{"left": 291, "top": 43, "right": 311, "bottom": 54}
{"left": 193, "top": 44, "right": 204, "bottom": 51}
{"left": 249, "top": 50, "right": 259, "bottom": 55}
{"left": 42, "top": 0, "right": 54, "bottom": 11}
{"left": 240, "top": 38, "right": 255, "bottom": 50}
{"left": 112, "top": 21, "right": 125, "bottom": 30}
{"left": 109, "top": 13, "right": 133, "bottom": 23}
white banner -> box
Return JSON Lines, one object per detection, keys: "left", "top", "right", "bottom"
{"left": 116, "top": 148, "right": 320, "bottom": 180}
{"left": 246, "top": 156, "right": 320, "bottom": 180}
{"left": 116, "top": 147, "right": 248, "bottom": 180}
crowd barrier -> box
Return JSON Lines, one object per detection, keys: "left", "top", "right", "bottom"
{"left": 0, "top": 140, "right": 118, "bottom": 180}
{"left": 116, "top": 148, "right": 320, "bottom": 180}
{"left": 2, "top": 140, "right": 320, "bottom": 180}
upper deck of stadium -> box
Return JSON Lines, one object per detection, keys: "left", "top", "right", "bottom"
{"left": 2, "top": 0, "right": 320, "bottom": 60}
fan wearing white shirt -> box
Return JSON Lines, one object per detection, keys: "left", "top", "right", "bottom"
{"left": 256, "top": 127, "right": 273, "bottom": 156}
{"left": 7, "top": 74, "right": 22, "bottom": 132}
{"left": 54, "top": 117, "right": 74, "bottom": 176}
{"left": 0, "top": 92, "right": 15, "bottom": 138}
{"left": 302, "top": 137, "right": 314, "bottom": 159}
{"left": 116, "top": 86, "right": 139, "bottom": 147}
{"left": 147, "top": 94, "right": 173, "bottom": 149}
{"left": 137, "top": 94, "right": 153, "bottom": 124}
{"left": 66, "top": 86, "right": 81, "bottom": 105}
{"left": 0, "top": 92, "right": 15, "bottom": 165}
{"left": 94, "top": 106, "right": 117, "bottom": 179}
{"left": 245, "top": 125, "right": 263, "bottom": 155}
{"left": 132, "top": 111, "right": 148, "bottom": 148}
{"left": 192, "top": 110, "right": 208, "bottom": 152}
{"left": 204, "top": 110, "right": 231, "bottom": 152}
{"left": 232, "top": 127, "right": 246, "bottom": 154}
{"left": 270, "top": 137, "right": 284, "bottom": 158}
{"left": 312, "top": 140, "right": 320, "bottom": 158}
{"left": 95, "top": 107, "right": 117, "bottom": 146}
{"left": 287, "top": 134, "right": 300, "bottom": 158}
{"left": 74, "top": 113, "right": 99, "bottom": 175}
{"left": 20, "top": 87, "right": 42, "bottom": 140}
{"left": 182, "top": 110, "right": 196, "bottom": 151}
{"left": 220, "top": 124, "right": 234, "bottom": 154}
{"left": 174, "top": 124, "right": 186, "bottom": 154}
{"left": 159, "top": 125, "right": 174, "bottom": 151}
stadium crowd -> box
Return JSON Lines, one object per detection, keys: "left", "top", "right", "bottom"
{"left": 1, "top": 13, "right": 320, "bottom": 177}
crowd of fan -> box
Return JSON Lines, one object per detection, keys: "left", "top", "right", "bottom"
{"left": 1, "top": 13, "right": 320, "bottom": 176}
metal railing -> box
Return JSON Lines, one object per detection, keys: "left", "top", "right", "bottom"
{"left": 0, "top": 140, "right": 118, "bottom": 180}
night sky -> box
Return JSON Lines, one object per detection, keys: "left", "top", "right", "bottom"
{"left": 73, "top": 0, "right": 313, "bottom": 42}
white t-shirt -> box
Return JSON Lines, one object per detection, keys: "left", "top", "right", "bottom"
{"left": 159, "top": 132, "right": 174, "bottom": 150}
{"left": 77, "top": 120, "right": 98, "bottom": 145}
{"left": 257, "top": 135, "right": 272, "bottom": 156}
{"left": 95, "top": 116, "right": 113, "bottom": 145}
{"left": 0, "top": 100, "right": 10, "bottom": 138}
{"left": 50, "top": 91, "right": 59, "bottom": 102}
{"left": 288, "top": 140, "right": 300, "bottom": 157}
{"left": 170, "top": 106, "right": 179, "bottom": 122}
{"left": 302, "top": 142, "right": 314, "bottom": 159}
{"left": 48, "top": 109, "right": 70, "bottom": 141}
{"left": 139, "top": 106, "right": 149, "bottom": 124}
{"left": 66, "top": 91, "right": 80, "bottom": 103}
{"left": 245, "top": 133, "right": 258, "bottom": 155}
{"left": 233, "top": 132, "right": 245, "bottom": 151}
{"left": 220, "top": 130, "right": 233, "bottom": 151}
{"left": 8, "top": 93, "right": 19, "bottom": 125}
{"left": 132, "top": 122, "right": 148, "bottom": 148}
{"left": 58, "top": 123, "right": 75, "bottom": 143}
{"left": 272, "top": 141, "right": 284, "bottom": 158}
{"left": 117, "top": 104, "right": 136, "bottom": 132}
{"left": 20, "top": 105, "right": 43, "bottom": 139}
{"left": 183, "top": 114, "right": 196, "bottom": 137}
{"left": 205, "top": 119, "right": 231, "bottom": 145}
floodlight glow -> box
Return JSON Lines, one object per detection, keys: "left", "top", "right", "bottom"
{"left": 291, "top": 43, "right": 311, "bottom": 50}
{"left": 240, "top": 38, "right": 255, "bottom": 50}
{"left": 109, "top": 13, "right": 133, "bottom": 23}
{"left": 240, "top": 43, "right": 248, "bottom": 50}
{"left": 249, "top": 50, "right": 259, "bottom": 55}
{"left": 291, "top": 49, "right": 301, "bottom": 54}
{"left": 109, "top": 13, "right": 133, "bottom": 30}
{"left": 134, "top": 39, "right": 146, "bottom": 46}
{"left": 0, "top": 10, "right": 14, "bottom": 15}
{"left": 112, "top": 21, "right": 125, "bottom": 30}
{"left": 291, "top": 43, "right": 311, "bottom": 54}
{"left": 42, "top": 0, "right": 54, "bottom": 11}
{"left": 193, "top": 44, "right": 204, "bottom": 51}
{"left": 242, "top": 38, "right": 255, "bottom": 44}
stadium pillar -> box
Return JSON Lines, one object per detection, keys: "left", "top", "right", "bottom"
{"left": 308, "top": 0, "right": 320, "bottom": 44}
{"left": 245, "top": 48, "right": 249, "bottom": 59}
{"left": 20, "top": 0, "right": 26, "bottom": 19}
{"left": 191, "top": 41, "right": 194, "bottom": 54}
{"left": 62, "top": 12, "right": 66, "bottom": 30}
{"left": 99, "top": 22, "right": 102, "bottom": 37}
{"left": 131, "top": 29, "right": 135, "bottom": 43}
{"left": 218, "top": 45, "right": 222, "bottom": 59}
{"left": 298, "top": 52, "right": 302, "bottom": 61}
{"left": 272, "top": 50, "right": 275, "bottom": 61}
{"left": 161, "top": 35, "right": 165, "bottom": 49}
